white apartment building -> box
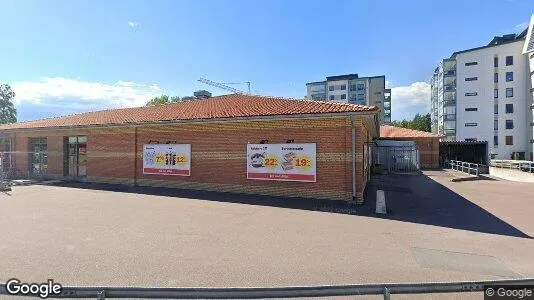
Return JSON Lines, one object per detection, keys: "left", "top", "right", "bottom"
{"left": 306, "top": 74, "right": 391, "bottom": 124}
{"left": 431, "top": 28, "right": 534, "bottom": 161}
{"left": 523, "top": 14, "right": 534, "bottom": 161}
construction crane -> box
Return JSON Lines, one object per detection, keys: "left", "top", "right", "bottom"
{"left": 198, "top": 78, "right": 251, "bottom": 95}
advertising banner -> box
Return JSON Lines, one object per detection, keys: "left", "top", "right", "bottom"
{"left": 246, "top": 143, "right": 316, "bottom": 182}
{"left": 143, "top": 144, "right": 191, "bottom": 176}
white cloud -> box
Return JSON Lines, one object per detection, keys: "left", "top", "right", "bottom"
{"left": 128, "top": 21, "right": 139, "bottom": 28}
{"left": 11, "top": 77, "right": 163, "bottom": 108}
{"left": 390, "top": 81, "right": 431, "bottom": 121}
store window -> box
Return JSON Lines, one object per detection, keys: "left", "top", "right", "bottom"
{"left": 28, "top": 137, "right": 47, "bottom": 176}
{"left": 0, "top": 137, "right": 12, "bottom": 172}
{"left": 65, "top": 136, "right": 88, "bottom": 177}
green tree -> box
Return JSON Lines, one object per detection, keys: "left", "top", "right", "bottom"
{"left": 0, "top": 84, "right": 17, "bottom": 124}
{"left": 145, "top": 95, "right": 181, "bottom": 106}
{"left": 391, "top": 113, "right": 431, "bottom": 132}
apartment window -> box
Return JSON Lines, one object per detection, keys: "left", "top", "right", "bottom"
{"left": 505, "top": 104, "right": 513, "bottom": 113}
{"left": 465, "top": 92, "right": 478, "bottom": 96}
{"left": 506, "top": 88, "right": 513, "bottom": 97}
{"left": 505, "top": 120, "right": 514, "bottom": 129}
{"left": 494, "top": 57, "right": 498, "bottom": 67}
{"left": 494, "top": 89, "right": 498, "bottom": 98}
{"left": 494, "top": 73, "right": 498, "bottom": 83}
{"left": 494, "top": 135, "right": 498, "bottom": 146}
{"left": 494, "top": 120, "right": 498, "bottom": 130}
{"left": 340, "top": 84, "right": 346, "bottom": 90}
{"left": 465, "top": 62, "right": 478, "bottom": 66}
{"left": 329, "top": 95, "right": 334, "bottom": 100}
{"left": 328, "top": 86, "right": 334, "bottom": 91}
{"left": 506, "top": 72, "right": 513, "bottom": 82}
{"left": 506, "top": 56, "right": 513, "bottom": 66}
{"left": 465, "top": 123, "right": 478, "bottom": 127}
{"left": 465, "top": 107, "right": 478, "bottom": 111}
{"left": 357, "top": 84, "right": 365, "bottom": 91}
{"left": 465, "top": 77, "right": 478, "bottom": 81}
{"left": 505, "top": 136, "right": 513, "bottom": 145}
{"left": 340, "top": 94, "right": 346, "bottom": 100}
{"left": 494, "top": 103, "right": 498, "bottom": 114}
{"left": 349, "top": 84, "right": 357, "bottom": 91}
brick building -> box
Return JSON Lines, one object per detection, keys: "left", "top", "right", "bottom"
{"left": 0, "top": 94, "right": 379, "bottom": 203}
{"left": 379, "top": 125, "right": 441, "bottom": 169}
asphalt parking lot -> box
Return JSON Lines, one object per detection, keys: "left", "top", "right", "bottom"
{"left": 0, "top": 170, "right": 533, "bottom": 298}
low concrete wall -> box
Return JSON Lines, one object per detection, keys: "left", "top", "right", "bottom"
{"left": 489, "top": 167, "right": 534, "bottom": 182}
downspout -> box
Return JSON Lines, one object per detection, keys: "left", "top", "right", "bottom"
{"left": 133, "top": 127, "right": 138, "bottom": 186}
{"left": 351, "top": 115, "right": 356, "bottom": 202}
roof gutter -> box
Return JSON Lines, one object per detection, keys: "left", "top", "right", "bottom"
{"left": 0, "top": 111, "right": 379, "bottom": 133}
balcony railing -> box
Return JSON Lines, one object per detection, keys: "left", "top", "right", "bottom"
{"left": 444, "top": 114, "right": 456, "bottom": 121}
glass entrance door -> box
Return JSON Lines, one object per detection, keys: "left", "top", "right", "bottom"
{"left": 66, "top": 136, "right": 87, "bottom": 178}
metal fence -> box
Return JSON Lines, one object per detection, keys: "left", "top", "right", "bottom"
{"left": 491, "top": 159, "right": 534, "bottom": 173}
{"left": 450, "top": 160, "right": 479, "bottom": 176}
{"left": 373, "top": 146, "right": 420, "bottom": 173}
{"left": 2, "top": 278, "right": 534, "bottom": 299}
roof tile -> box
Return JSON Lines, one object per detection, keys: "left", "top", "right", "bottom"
{"left": 380, "top": 125, "right": 440, "bottom": 138}
{"left": 0, "top": 94, "right": 377, "bottom": 130}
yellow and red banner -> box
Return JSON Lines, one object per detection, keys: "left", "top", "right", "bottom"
{"left": 143, "top": 144, "right": 191, "bottom": 176}
{"left": 247, "top": 143, "right": 316, "bottom": 182}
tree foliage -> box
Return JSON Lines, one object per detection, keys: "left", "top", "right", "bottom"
{"left": 0, "top": 84, "right": 17, "bottom": 124}
{"left": 145, "top": 95, "right": 182, "bottom": 106}
{"left": 391, "top": 113, "right": 431, "bottom": 132}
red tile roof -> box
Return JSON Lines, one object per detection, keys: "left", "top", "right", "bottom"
{"left": 380, "top": 125, "right": 440, "bottom": 138}
{"left": 0, "top": 94, "right": 378, "bottom": 130}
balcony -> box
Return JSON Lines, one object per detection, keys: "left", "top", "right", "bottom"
{"left": 444, "top": 114, "right": 456, "bottom": 121}
{"left": 443, "top": 70, "right": 456, "bottom": 77}
{"left": 444, "top": 85, "right": 456, "bottom": 92}
{"left": 443, "top": 100, "right": 456, "bottom": 107}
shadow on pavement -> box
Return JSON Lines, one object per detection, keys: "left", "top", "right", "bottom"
{"left": 44, "top": 172, "right": 530, "bottom": 239}
{"left": 46, "top": 180, "right": 361, "bottom": 215}
{"left": 363, "top": 171, "right": 532, "bottom": 239}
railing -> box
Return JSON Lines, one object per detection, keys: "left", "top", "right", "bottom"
{"left": 450, "top": 160, "right": 479, "bottom": 176}
{"left": 491, "top": 160, "right": 534, "bottom": 173}
{"left": 2, "top": 278, "right": 534, "bottom": 299}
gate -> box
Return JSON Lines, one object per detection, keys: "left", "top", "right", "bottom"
{"left": 373, "top": 146, "right": 420, "bottom": 173}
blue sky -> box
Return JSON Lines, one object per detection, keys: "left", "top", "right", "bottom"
{"left": 0, "top": 0, "right": 532, "bottom": 121}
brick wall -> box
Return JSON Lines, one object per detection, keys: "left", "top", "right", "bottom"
{"left": 4, "top": 116, "right": 375, "bottom": 202}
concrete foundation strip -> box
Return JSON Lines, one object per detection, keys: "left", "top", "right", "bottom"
{"left": 2, "top": 278, "right": 533, "bottom": 299}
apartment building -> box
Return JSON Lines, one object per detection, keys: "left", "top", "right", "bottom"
{"left": 306, "top": 74, "right": 391, "bottom": 124}
{"left": 431, "top": 28, "right": 534, "bottom": 161}
{"left": 523, "top": 14, "right": 534, "bottom": 161}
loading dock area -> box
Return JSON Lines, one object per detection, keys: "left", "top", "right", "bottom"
{"left": 439, "top": 141, "right": 488, "bottom": 167}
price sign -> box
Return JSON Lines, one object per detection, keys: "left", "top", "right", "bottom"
{"left": 143, "top": 144, "right": 191, "bottom": 176}
{"left": 247, "top": 143, "right": 316, "bottom": 182}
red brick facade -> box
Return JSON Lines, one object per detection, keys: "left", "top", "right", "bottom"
{"left": 3, "top": 116, "right": 376, "bottom": 203}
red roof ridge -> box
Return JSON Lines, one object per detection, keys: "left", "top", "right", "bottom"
{"left": 0, "top": 94, "right": 379, "bottom": 130}
{"left": 380, "top": 124, "right": 441, "bottom": 138}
